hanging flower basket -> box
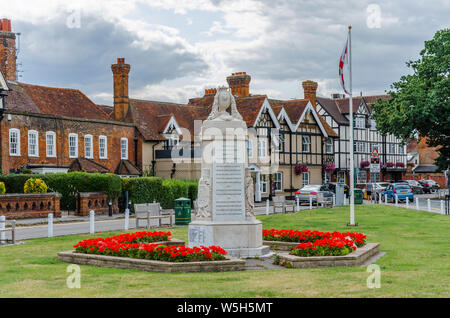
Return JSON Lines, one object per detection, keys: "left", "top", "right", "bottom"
{"left": 360, "top": 161, "right": 370, "bottom": 169}
{"left": 295, "top": 163, "right": 308, "bottom": 175}
{"left": 324, "top": 163, "right": 336, "bottom": 172}
{"left": 395, "top": 162, "right": 405, "bottom": 168}
{"left": 386, "top": 162, "right": 395, "bottom": 168}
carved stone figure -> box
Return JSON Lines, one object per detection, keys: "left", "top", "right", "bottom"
{"left": 196, "top": 170, "right": 211, "bottom": 219}
{"left": 207, "top": 86, "right": 243, "bottom": 121}
{"left": 245, "top": 168, "right": 255, "bottom": 217}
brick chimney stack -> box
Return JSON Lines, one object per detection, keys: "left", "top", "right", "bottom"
{"left": 0, "top": 18, "right": 17, "bottom": 82}
{"left": 226, "top": 72, "right": 251, "bottom": 97}
{"left": 204, "top": 88, "right": 217, "bottom": 96}
{"left": 111, "top": 58, "right": 130, "bottom": 121}
{"left": 302, "top": 80, "right": 318, "bottom": 110}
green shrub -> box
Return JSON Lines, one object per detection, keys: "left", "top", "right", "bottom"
{"left": 0, "top": 172, "right": 122, "bottom": 210}
{"left": 24, "top": 178, "right": 48, "bottom": 193}
{"left": 122, "top": 177, "right": 163, "bottom": 210}
{"left": 0, "top": 182, "right": 5, "bottom": 195}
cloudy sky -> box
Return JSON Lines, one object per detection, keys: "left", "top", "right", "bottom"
{"left": 1, "top": 0, "right": 449, "bottom": 105}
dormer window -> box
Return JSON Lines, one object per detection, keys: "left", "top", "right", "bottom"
{"left": 167, "top": 135, "right": 179, "bottom": 148}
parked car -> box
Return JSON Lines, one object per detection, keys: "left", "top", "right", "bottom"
{"left": 403, "top": 180, "right": 424, "bottom": 194}
{"left": 295, "top": 185, "right": 334, "bottom": 204}
{"left": 418, "top": 179, "right": 440, "bottom": 193}
{"left": 374, "top": 182, "right": 390, "bottom": 196}
{"left": 322, "top": 182, "right": 349, "bottom": 198}
{"left": 382, "top": 183, "right": 414, "bottom": 202}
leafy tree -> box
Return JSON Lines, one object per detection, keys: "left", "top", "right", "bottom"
{"left": 371, "top": 28, "right": 449, "bottom": 170}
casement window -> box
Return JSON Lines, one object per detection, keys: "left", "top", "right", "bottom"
{"left": 325, "top": 138, "right": 333, "bottom": 154}
{"left": 277, "top": 135, "right": 285, "bottom": 152}
{"left": 357, "top": 170, "right": 367, "bottom": 184}
{"left": 258, "top": 139, "right": 267, "bottom": 157}
{"left": 99, "top": 136, "right": 107, "bottom": 159}
{"left": 370, "top": 119, "right": 377, "bottom": 130}
{"left": 247, "top": 140, "right": 253, "bottom": 158}
{"left": 355, "top": 117, "right": 365, "bottom": 129}
{"left": 302, "top": 136, "right": 311, "bottom": 153}
{"left": 46, "top": 131, "right": 56, "bottom": 158}
{"left": 260, "top": 174, "right": 267, "bottom": 193}
{"left": 9, "top": 128, "right": 20, "bottom": 156}
{"left": 121, "top": 138, "right": 128, "bottom": 160}
{"left": 398, "top": 144, "right": 404, "bottom": 154}
{"left": 167, "top": 135, "right": 179, "bottom": 148}
{"left": 302, "top": 172, "right": 310, "bottom": 186}
{"left": 84, "top": 135, "right": 93, "bottom": 159}
{"left": 370, "top": 172, "right": 380, "bottom": 182}
{"left": 389, "top": 144, "right": 396, "bottom": 154}
{"left": 68, "top": 133, "right": 78, "bottom": 158}
{"left": 354, "top": 141, "right": 366, "bottom": 153}
{"left": 337, "top": 171, "right": 345, "bottom": 183}
{"left": 274, "top": 172, "right": 282, "bottom": 191}
{"left": 28, "top": 130, "right": 39, "bottom": 157}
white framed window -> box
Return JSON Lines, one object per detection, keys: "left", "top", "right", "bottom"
{"left": 389, "top": 144, "right": 396, "bottom": 154}
{"left": 99, "top": 136, "right": 107, "bottom": 159}
{"left": 370, "top": 119, "right": 377, "bottom": 130}
{"left": 274, "top": 172, "right": 282, "bottom": 191}
{"left": 325, "top": 138, "right": 333, "bottom": 154}
{"left": 68, "top": 133, "right": 78, "bottom": 158}
{"left": 355, "top": 117, "right": 365, "bottom": 129}
{"left": 337, "top": 171, "right": 345, "bottom": 183}
{"left": 121, "top": 138, "right": 128, "bottom": 160}
{"left": 357, "top": 170, "right": 367, "bottom": 184}
{"left": 258, "top": 139, "right": 267, "bottom": 157}
{"left": 46, "top": 131, "right": 56, "bottom": 158}
{"left": 275, "top": 135, "right": 285, "bottom": 152}
{"left": 247, "top": 140, "right": 253, "bottom": 158}
{"left": 302, "top": 172, "right": 310, "bottom": 186}
{"left": 84, "top": 135, "right": 93, "bottom": 159}
{"left": 9, "top": 128, "right": 20, "bottom": 156}
{"left": 302, "top": 136, "right": 311, "bottom": 152}
{"left": 260, "top": 174, "right": 267, "bottom": 193}
{"left": 28, "top": 130, "right": 39, "bottom": 157}
{"left": 354, "top": 141, "right": 366, "bottom": 153}
{"left": 167, "top": 135, "right": 179, "bottom": 147}
{"left": 398, "top": 144, "right": 404, "bottom": 154}
{"left": 370, "top": 172, "right": 380, "bottom": 182}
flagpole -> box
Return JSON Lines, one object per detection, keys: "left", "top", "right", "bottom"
{"left": 348, "top": 25, "right": 356, "bottom": 226}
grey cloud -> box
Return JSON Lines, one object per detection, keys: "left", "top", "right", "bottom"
{"left": 15, "top": 14, "right": 208, "bottom": 104}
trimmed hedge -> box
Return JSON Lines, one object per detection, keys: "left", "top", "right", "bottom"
{"left": 122, "top": 177, "right": 198, "bottom": 209}
{"left": 0, "top": 172, "right": 122, "bottom": 210}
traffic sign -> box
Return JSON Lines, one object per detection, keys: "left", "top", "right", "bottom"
{"left": 371, "top": 148, "right": 379, "bottom": 158}
{"left": 370, "top": 147, "right": 380, "bottom": 173}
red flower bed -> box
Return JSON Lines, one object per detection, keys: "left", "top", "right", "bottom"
{"left": 290, "top": 236, "right": 357, "bottom": 257}
{"left": 263, "top": 229, "right": 366, "bottom": 247}
{"left": 73, "top": 231, "right": 227, "bottom": 262}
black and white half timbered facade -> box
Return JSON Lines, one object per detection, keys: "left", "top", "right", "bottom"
{"left": 316, "top": 95, "right": 407, "bottom": 184}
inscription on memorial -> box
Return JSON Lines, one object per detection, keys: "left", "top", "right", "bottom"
{"left": 213, "top": 163, "right": 245, "bottom": 221}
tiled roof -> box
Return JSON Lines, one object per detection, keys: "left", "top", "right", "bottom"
{"left": 413, "top": 164, "right": 438, "bottom": 173}
{"left": 317, "top": 94, "right": 390, "bottom": 125}
{"left": 68, "top": 158, "right": 109, "bottom": 173}
{"left": 98, "top": 105, "right": 114, "bottom": 115}
{"left": 115, "top": 159, "right": 141, "bottom": 175}
{"left": 235, "top": 95, "right": 267, "bottom": 127}
{"left": 129, "top": 99, "right": 208, "bottom": 141}
{"left": 5, "top": 82, "right": 110, "bottom": 120}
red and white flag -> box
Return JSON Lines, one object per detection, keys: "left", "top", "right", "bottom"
{"left": 339, "top": 37, "right": 349, "bottom": 95}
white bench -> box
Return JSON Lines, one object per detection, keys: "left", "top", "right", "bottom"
{"left": 273, "top": 196, "right": 295, "bottom": 213}
{"left": 0, "top": 219, "right": 16, "bottom": 244}
{"left": 134, "top": 203, "right": 173, "bottom": 228}
{"left": 317, "top": 193, "right": 333, "bottom": 208}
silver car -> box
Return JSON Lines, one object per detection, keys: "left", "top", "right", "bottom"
{"left": 295, "top": 184, "right": 333, "bottom": 204}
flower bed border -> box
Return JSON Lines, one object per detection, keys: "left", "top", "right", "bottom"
{"left": 58, "top": 250, "right": 245, "bottom": 273}
{"left": 277, "top": 243, "right": 380, "bottom": 268}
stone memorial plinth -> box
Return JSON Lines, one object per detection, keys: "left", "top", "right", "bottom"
{"left": 188, "top": 87, "right": 270, "bottom": 258}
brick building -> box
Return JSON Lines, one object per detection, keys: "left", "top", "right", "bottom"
{"left": 0, "top": 19, "right": 140, "bottom": 176}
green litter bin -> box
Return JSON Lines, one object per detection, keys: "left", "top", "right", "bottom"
{"left": 353, "top": 189, "right": 364, "bottom": 205}
{"left": 174, "top": 197, "right": 191, "bottom": 225}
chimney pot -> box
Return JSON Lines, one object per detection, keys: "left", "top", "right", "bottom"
{"left": 302, "top": 80, "right": 318, "bottom": 110}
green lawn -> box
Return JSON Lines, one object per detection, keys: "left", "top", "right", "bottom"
{"left": 0, "top": 205, "right": 449, "bottom": 297}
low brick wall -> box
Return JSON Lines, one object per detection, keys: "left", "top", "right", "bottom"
{"left": 0, "top": 192, "right": 61, "bottom": 219}
{"left": 263, "top": 240, "right": 299, "bottom": 251}
{"left": 76, "top": 192, "right": 119, "bottom": 216}
{"left": 278, "top": 243, "right": 380, "bottom": 268}
{"left": 58, "top": 250, "right": 246, "bottom": 273}
{"left": 404, "top": 175, "right": 446, "bottom": 188}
